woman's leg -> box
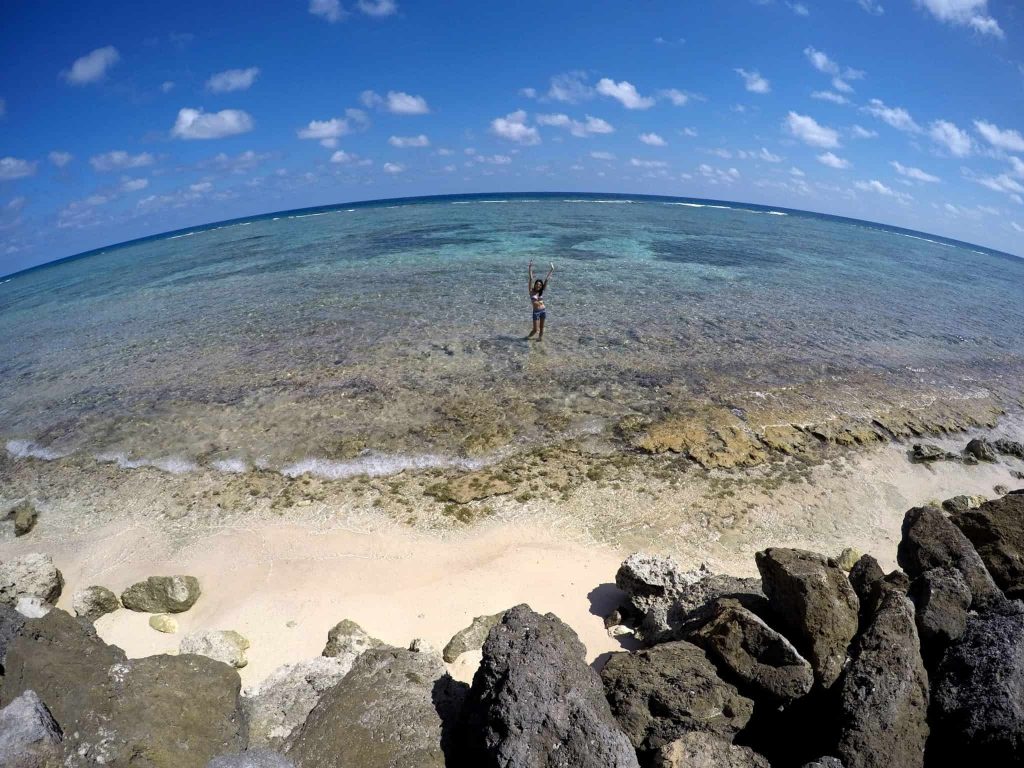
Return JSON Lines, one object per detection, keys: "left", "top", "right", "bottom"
{"left": 537, "top": 315, "right": 545, "bottom": 340}
{"left": 527, "top": 318, "right": 538, "bottom": 338}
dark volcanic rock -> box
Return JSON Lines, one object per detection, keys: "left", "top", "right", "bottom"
{"left": 755, "top": 548, "right": 860, "bottom": 688}
{"left": 287, "top": 647, "right": 463, "bottom": 768}
{"left": 836, "top": 591, "right": 929, "bottom": 768}
{"left": 615, "top": 554, "right": 763, "bottom": 644}
{"left": 601, "top": 640, "right": 753, "bottom": 753}
{"left": 910, "top": 444, "right": 957, "bottom": 463}
{"left": 121, "top": 575, "right": 201, "bottom": 613}
{"left": 897, "top": 506, "right": 1003, "bottom": 609}
{"left": 1, "top": 609, "right": 245, "bottom": 767}
{"left": 847, "top": 554, "right": 884, "bottom": 606}
{"left": 930, "top": 610, "right": 1024, "bottom": 764}
{"left": 802, "top": 759, "right": 844, "bottom": 768}
{"left": 651, "top": 731, "right": 770, "bottom": 768}
{"left": 951, "top": 493, "right": 1024, "bottom": 598}
{"left": 0, "top": 603, "right": 26, "bottom": 676}
{"left": 994, "top": 438, "right": 1024, "bottom": 460}
{"left": 689, "top": 602, "right": 813, "bottom": 705}
{"left": 0, "top": 689, "right": 62, "bottom": 768}
{"left": 964, "top": 438, "right": 997, "bottom": 462}
{"left": 465, "top": 604, "right": 639, "bottom": 768}
{"left": 910, "top": 567, "right": 971, "bottom": 665}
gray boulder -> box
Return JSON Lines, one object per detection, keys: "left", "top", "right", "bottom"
{"left": 72, "top": 585, "right": 120, "bottom": 622}
{"left": 689, "top": 601, "right": 813, "bottom": 705}
{"left": 207, "top": 750, "right": 295, "bottom": 768}
{"left": 243, "top": 656, "right": 357, "bottom": 749}
{"left": 181, "top": 630, "right": 250, "bottom": 668}
{"left": 0, "top": 554, "right": 63, "bottom": 608}
{"left": 121, "top": 575, "right": 201, "bottom": 613}
{"left": 755, "top": 548, "right": 860, "bottom": 688}
{"left": 931, "top": 609, "right": 1024, "bottom": 764}
{"left": 287, "top": 647, "right": 464, "bottom": 768}
{"left": 443, "top": 611, "right": 504, "bottom": 662}
{"left": 897, "top": 506, "right": 1003, "bottom": 609}
{"left": 10, "top": 501, "right": 38, "bottom": 537}
{"left": 321, "top": 618, "right": 382, "bottom": 657}
{"left": 965, "top": 438, "right": 997, "bottom": 462}
{"left": 994, "top": 438, "right": 1024, "bottom": 460}
{"left": 0, "top": 690, "right": 62, "bottom": 768}
{"left": 465, "top": 604, "right": 639, "bottom": 768}
{"left": 602, "top": 640, "right": 753, "bottom": 753}
{"left": 836, "top": 591, "right": 929, "bottom": 768}
{"left": 802, "top": 760, "right": 844, "bottom": 768}
{"left": 652, "top": 731, "right": 770, "bottom": 768}
{"left": 910, "top": 444, "right": 956, "bottom": 463}
{"left": 909, "top": 567, "right": 971, "bottom": 665}
{"left": 951, "top": 492, "right": 1024, "bottom": 598}
{"left": 847, "top": 554, "right": 884, "bottom": 607}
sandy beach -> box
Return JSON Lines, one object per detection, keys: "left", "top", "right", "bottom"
{"left": 3, "top": 423, "right": 1022, "bottom": 687}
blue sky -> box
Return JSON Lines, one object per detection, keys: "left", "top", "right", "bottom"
{"left": 1, "top": 0, "right": 1023, "bottom": 274}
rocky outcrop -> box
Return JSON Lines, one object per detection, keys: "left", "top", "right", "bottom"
{"left": 615, "top": 554, "right": 763, "bottom": 643}
{"left": 909, "top": 567, "right": 971, "bottom": 665}
{"left": 836, "top": 591, "right": 929, "bottom": 768}
{"left": 897, "top": 506, "right": 1003, "bottom": 609}
{"left": 755, "top": 548, "right": 859, "bottom": 688}
{"left": 443, "top": 611, "right": 504, "bottom": 662}
{"left": 0, "top": 690, "right": 62, "bottom": 768}
{"left": 321, "top": 618, "right": 382, "bottom": 658}
{"left": 287, "top": 647, "right": 464, "bottom": 768}
{"left": 244, "top": 656, "right": 357, "bottom": 749}
{"left": 941, "top": 495, "right": 985, "bottom": 515}
{"left": 602, "top": 640, "right": 753, "bottom": 753}
{"left": 181, "top": 630, "right": 250, "bottom": 668}
{"left": 207, "top": 751, "right": 295, "bottom": 768}
{"left": 994, "top": 438, "right": 1024, "bottom": 460}
{"left": 72, "top": 585, "right": 120, "bottom": 622}
{"left": 0, "top": 603, "right": 26, "bottom": 676}
{"left": 465, "top": 604, "right": 639, "bottom": 768}
{"left": 964, "top": 438, "right": 997, "bottom": 462}
{"left": 651, "top": 731, "right": 770, "bottom": 768}
{"left": 847, "top": 554, "right": 884, "bottom": 607}
{"left": 121, "top": 575, "right": 201, "bottom": 613}
{"left": 930, "top": 609, "right": 1024, "bottom": 764}
{"left": 0, "top": 555, "right": 63, "bottom": 608}
{"left": 950, "top": 493, "right": 1024, "bottom": 598}
{"left": 689, "top": 601, "right": 813, "bottom": 705}
{"left": 910, "top": 444, "right": 958, "bottom": 463}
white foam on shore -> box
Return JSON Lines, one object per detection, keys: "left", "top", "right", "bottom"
{"left": 95, "top": 452, "right": 199, "bottom": 475}
{"left": 766, "top": 211, "right": 788, "bottom": 216}
{"left": 5, "top": 440, "right": 69, "bottom": 460}
{"left": 280, "top": 452, "right": 488, "bottom": 480}
{"left": 211, "top": 458, "right": 250, "bottom": 474}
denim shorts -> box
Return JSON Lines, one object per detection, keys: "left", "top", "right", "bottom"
{"left": 532, "top": 309, "right": 547, "bottom": 321}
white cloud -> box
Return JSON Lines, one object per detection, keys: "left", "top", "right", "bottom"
{"left": 0, "top": 157, "right": 37, "bottom": 180}
{"left": 855, "top": 179, "right": 912, "bottom": 202}
{"left": 519, "top": 87, "right": 537, "bottom": 98}
{"left": 974, "top": 120, "right": 1024, "bottom": 153}
{"left": 161, "top": 81, "right": 175, "bottom": 93}
{"left": 812, "top": 91, "right": 849, "bottom": 105}
{"left": 850, "top": 125, "right": 878, "bottom": 139}
{"left": 1012, "top": 221, "right": 1024, "bottom": 233}
{"left": 915, "top": 0, "right": 1003, "bottom": 37}
{"left": 639, "top": 132, "right": 666, "bottom": 146}
{"left": 630, "top": 158, "right": 668, "bottom": 168}
{"left": 48, "top": 151, "right": 73, "bottom": 168}
{"left": 1009, "top": 156, "right": 1024, "bottom": 177}
{"left": 659, "top": 89, "right": 690, "bottom": 106}
{"left": 330, "top": 150, "right": 355, "bottom": 164}
{"left": 120, "top": 177, "right": 149, "bottom": 193}
{"left": 596, "top": 78, "right": 655, "bottom": 109}
{"left": 681, "top": 127, "right": 698, "bottom": 137}
{"left": 928, "top": 120, "right": 973, "bottom": 157}
{"left": 309, "top": 0, "right": 346, "bottom": 23}
{"left": 536, "top": 113, "right": 613, "bottom": 138}
{"left": 358, "top": 0, "right": 397, "bottom": 16}
{"left": 297, "top": 117, "right": 351, "bottom": 141}
{"left": 735, "top": 68, "right": 771, "bottom": 94}
{"left": 804, "top": 46, "right": 839, "bottom": 75}
{"left": 863, "top": 99, "right": 920, "bottom": 133}
{"left": 490, "top": 110, "right": 540, "bottom": 145}
{"left": 788, "top": 2, "right": 810, "bottom": 15}
{"left": 817, "top": 152, "right": 851, "bottom": 169}
{"left": 698, "top": 164, "right": 741, "bottom": 183}
{"left": 976, "top": 174, "right": 1024, "bottom": 195}
{"left": 472, "top": 154, "right": 512, "bottom": 165}
{"left": 547, "top": 71, "right": 593, "bottom": 103}
{"left": 172, "top": 108, "right": 253, "bottom": 139}
{"left": 831, "top": 78, "right": 854, "bottom": 93}
{"left": 591, "top": 151, "right": 615, "bottom": 160}
{"left": 790, "top": 166, "right": 806, "bottom": 177}
{"left": 385, "top": 91, "right": 429, "bottom": 114}
{"left": 201, "top": 150, "right": 270, "bottom": 173}
{"left": 90, "top": 150, "right": 155, "bottom": 172}
{"left": 756, "top": 147, "right": 783, "bottom": 162}
{"left": 383, "top": 162, "right": 405, "bottom": 173}
{"left": 891, "top": 161, "right": 940, "bottom": 182}
{"left": 63, "top": 46, "right": 120, "bottom": 85}
{"left": 206, "top": 67, "right": 260, "bottom": 93}
{"left": 784, "top": 112, "right": 840, "bottom": 148}
{"left": 858, "top": 0, "right": 885, "bottom": 14}
{"left": 389, "top": 134, "right": 430, "bottom": 148}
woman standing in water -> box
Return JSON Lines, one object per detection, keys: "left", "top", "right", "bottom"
{"left": 527, "top": 260, "right": 554, "bottom": 341}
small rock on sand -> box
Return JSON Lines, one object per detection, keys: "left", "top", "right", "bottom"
{"left": 10, "top": 500, "right": 38, "bottom": 537}
{"left": 181, "top": 630, "right": 250, "bottom": 668}
{"left": 73, "top": 585, "right": 121, "bottom": 621}
{"left": 121, "top": 575, "right": 201, "bottom": 613}
{"left": 0, "top": 553, "right": 63, "bottom": 607}
{"left": 149, "top": 614, "right": 179, "bottom": 634}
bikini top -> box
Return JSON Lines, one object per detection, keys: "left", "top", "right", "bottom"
{"left": 531, "top": 293, "right": 543, "bottom": 303}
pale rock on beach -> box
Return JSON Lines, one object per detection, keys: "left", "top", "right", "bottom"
{"left": 0, "top": 553, "right": 63, "bottom": 608}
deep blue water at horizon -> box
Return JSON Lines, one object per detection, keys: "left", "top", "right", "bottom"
{"left": 1, "top": 191, "right": 1023, "bottom": 478}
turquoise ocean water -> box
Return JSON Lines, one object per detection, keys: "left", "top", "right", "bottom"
{"left": 1, "top": 192, "right": 1022, "bottom": 477}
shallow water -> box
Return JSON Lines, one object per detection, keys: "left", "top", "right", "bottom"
{"left": 2, "top": 192, "right": 1023, "bottom": 476}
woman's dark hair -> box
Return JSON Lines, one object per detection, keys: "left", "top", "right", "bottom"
{"left": 533, "top": 279, "right": 545, "bottom": 296}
